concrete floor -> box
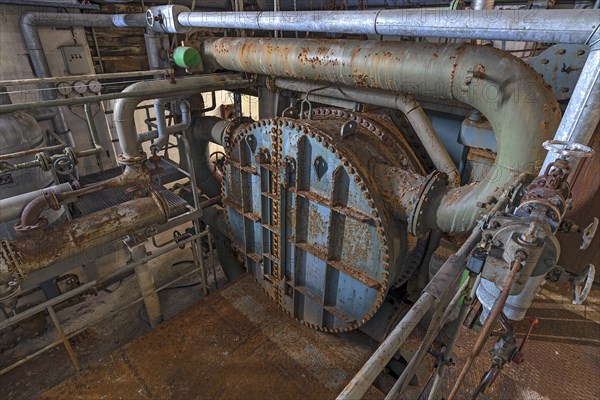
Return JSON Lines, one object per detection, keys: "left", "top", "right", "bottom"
{"left": 1, "top": 259, "right": 598, "bottom": 400}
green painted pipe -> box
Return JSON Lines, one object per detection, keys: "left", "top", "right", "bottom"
{"left": 199, "top": 38, "right": 561, "bottom": 232}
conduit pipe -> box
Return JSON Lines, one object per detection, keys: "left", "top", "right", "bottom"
{"left": 0, "top": 192, "right": 169, "bottom": 286}
{"left": 274, "top": 78, "right": 460, "bottom": 187}
{"left": 199, "top": 38, "right": 561, "bottom": 232}
{"left": 20, "top": 12, "right": 147, "bottom": 147}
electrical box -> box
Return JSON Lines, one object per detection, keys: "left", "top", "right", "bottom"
{"left": 60, "top": 46, "right": 90, "bottom": 75}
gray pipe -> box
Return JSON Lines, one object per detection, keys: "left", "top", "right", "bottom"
{"left": 20, "top": 11, "right": 146, "bottom": 147}
{"left": 149, "top": 100, "right": 192, "bottom": 153}
{"left": 274, "top": 78, "right": 460, "bottom": 187}
{"left": 0, "top": 183, "right": 73, "bottom": 223}
{"left": 200, "top": 38, "right": 561, "bottom": 232}
{"left": 178, "top": 9, "right": 599, "bottom": 43}
{"left": 180, "top": 116, "right": 228, "bottom": 198}
{"left": 112, "top": 74, "right": 248, "bottom": 160}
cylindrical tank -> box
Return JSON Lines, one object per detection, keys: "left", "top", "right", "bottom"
{"left": 0, "top": 112, "right": 54, "bottom": 200}
{"left": 222, "top": 108, "right": 430, "bottom": 332}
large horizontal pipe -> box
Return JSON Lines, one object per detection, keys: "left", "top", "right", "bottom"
{"left": 0, "top": 192, "right": 169, "bottom": 286}
{"left": 179, "top": 9, "right": 599, "bottom": 43}
{"left": 200, "top": 38, "right": 561, "bottom": 232}
{"left": 275, "top": 78, "right": 460, "bottom": 187}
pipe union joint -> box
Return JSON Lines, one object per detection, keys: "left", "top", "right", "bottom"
{"left": 146, "top": 5, "right": 191, "bottom": 34}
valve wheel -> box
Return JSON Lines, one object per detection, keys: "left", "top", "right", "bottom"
{"left": 53, "top": 156, "right": 74, "bottom": 176}
{"left": 573, "top": 264, "right": 595, "bottom": 305}
{"left": 543, "top": 140, "right": 594, "bottom": 159}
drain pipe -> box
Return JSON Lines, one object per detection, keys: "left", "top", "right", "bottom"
{"left": 199, "top": 38, "right": 561, "bottom": 233}
{"left": 540, "top": 27, "right": 600, "bottom": 178}
{"left": 274, "top": 78, "right": 460, "bottom": 187}
{"left": 20, "top": 12, "right": 147, "bottom": 147}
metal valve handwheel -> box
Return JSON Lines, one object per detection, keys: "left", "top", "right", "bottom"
{"left": 53, "top": 156, "right": 75, "bottom": 176}
{"left": 573, "top": 264, "right": 595, "bottom": 305}
{"left": 543, "top": 140, "right": 594, "bottom": 159}
{"left": 145, "top": 9, "right": 155, "bottom": 27}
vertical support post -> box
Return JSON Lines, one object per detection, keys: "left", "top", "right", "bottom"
{"left": 130, "top": 243, "right": 163, "bottom": 327}
{"left": 46, "top": 306, "right": 80, "bottom": 372}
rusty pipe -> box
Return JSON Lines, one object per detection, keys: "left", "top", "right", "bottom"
{"left": 200, "top": 38, "right": 561, "bottom": 232}
{"left": 0, "top": 192, "right": 169, "bottom": 286}
{"left": 15, "top": 164, "right": 152, "bottom": 233}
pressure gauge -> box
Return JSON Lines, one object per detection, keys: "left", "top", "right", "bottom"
{"left": 73, "top": 80, "right": 87, "bottom": 94}
{"left": 88, "top": 79, "right": 102, "bottom": 93}
{"left": 56, "top": 82, "right": 72, "bottom": 96}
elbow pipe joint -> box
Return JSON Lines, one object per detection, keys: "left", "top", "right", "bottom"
{"left": 199, "top": 38, "right": 561, "bottom": 233}
{"left": 15, "top": 164, "right": 152, "bottom": 234}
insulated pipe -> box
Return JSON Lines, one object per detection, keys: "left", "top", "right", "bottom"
{"left": 274, "top": 78, "right": 460, "bottom": 187}
{"left": 178, "top": 9, "right": 599, "bottom": 43}
{"left": 0, "top": 192, "right": 169, "bottom": 286}
{"left": 20, "top": 12, "right": 147, "bottom": 147}
{"left": 113, "top": 74, "right": 248, "bottom": 160}
{"left": 200, "top": 38, "right": 561, "bottom": 232}
{"left": 0, "top": 183, "right": 73, "bottom": 223}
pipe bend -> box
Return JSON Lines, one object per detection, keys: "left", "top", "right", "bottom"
{"left": 200, "top": 38, "right": 561, "bottom": 232}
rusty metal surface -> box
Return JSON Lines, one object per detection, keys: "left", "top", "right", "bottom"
{"left": 222, "top": 110, "right": 425, "bottom": 332}
{"left": 0, "top": 192, "right": 169, "bottom": 286}
{"left": 40, "top": 274, "right": 385, "bottom": 400}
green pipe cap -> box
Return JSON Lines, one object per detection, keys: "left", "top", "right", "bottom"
{"left": 173, "top": 46, "right": 201, "bottom": 69}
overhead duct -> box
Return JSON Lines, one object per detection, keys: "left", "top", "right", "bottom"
{"left": 199, "top": 38, "right": 561, "bottom": 232}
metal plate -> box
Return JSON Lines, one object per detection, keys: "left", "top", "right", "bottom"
{"left": 223, "top": 110, "right": 423, "bottom": 332}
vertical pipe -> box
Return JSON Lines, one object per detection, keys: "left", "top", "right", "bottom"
{"left": 131, "top": 243, "right": 163, "bottom": 327}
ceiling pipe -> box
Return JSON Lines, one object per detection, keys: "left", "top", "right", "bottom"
{"left": 175, "top": 9, "right": 598, "bottom": 43}
{"left": 199, "top": 38, "right": 561, "bottom": 233}
{"left": 274, "top": 78, "right": 461, "bottom": 187}
{"left": 170, "top": 7, "right": 600, "bottom": 180}
{"left": 20, "top": 11, "right": 147, "bottom": 148}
